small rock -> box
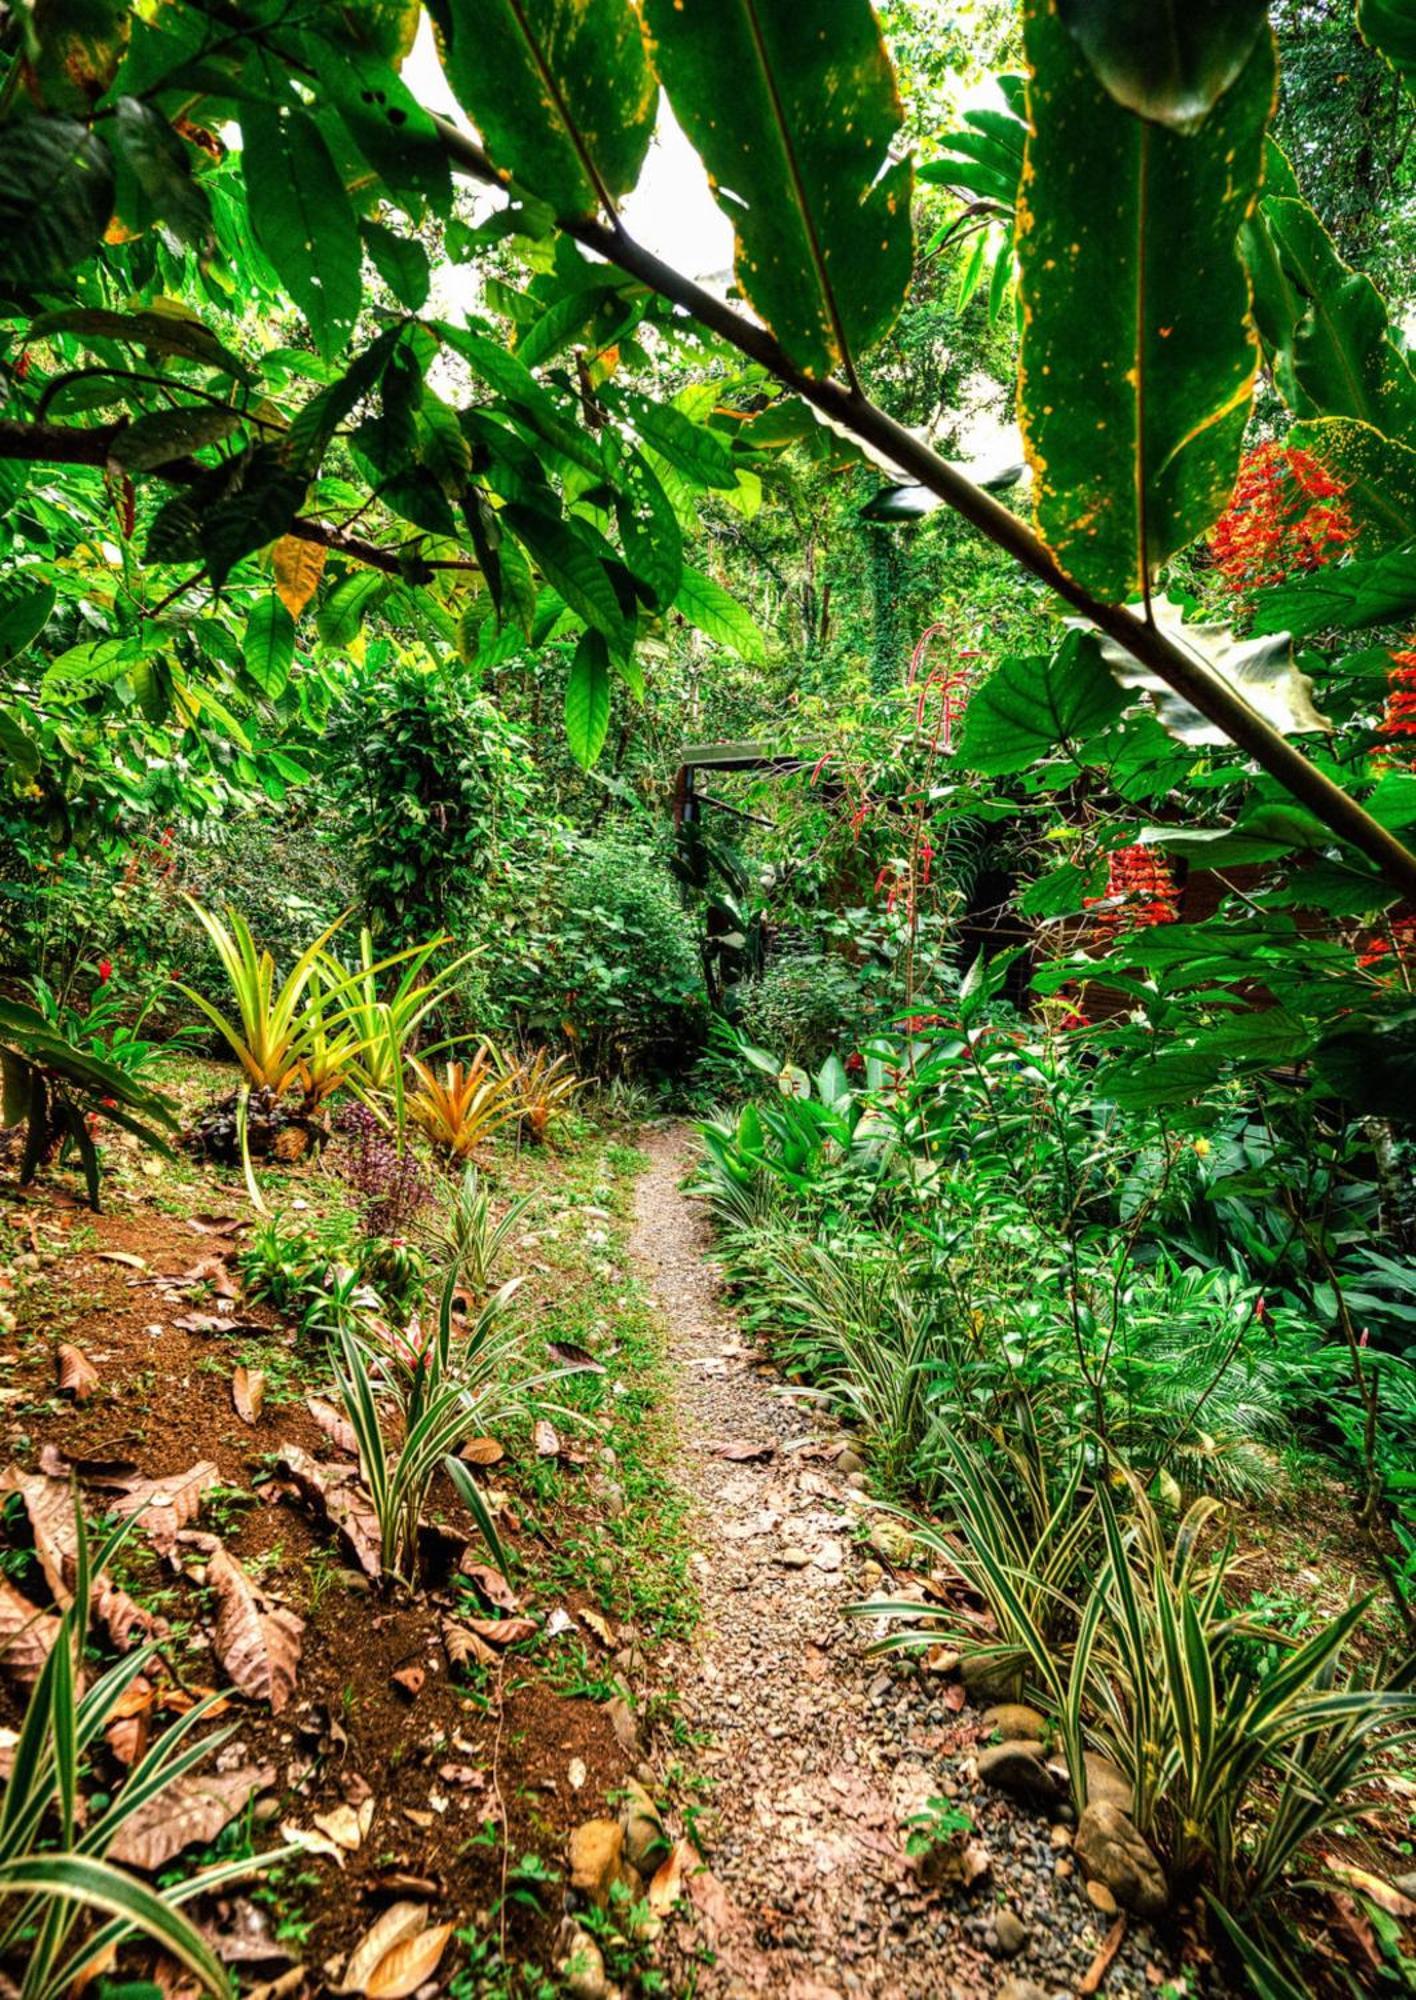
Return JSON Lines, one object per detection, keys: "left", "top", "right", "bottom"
{"left": 559, "top": 1925, "right": 608, "bottom": 2000}
{"left": 569, "top": 1819, "right": 624, "bottom": 1910}
{"left": 618, "top": 1779, "right": 666, "bottom": 1873}
{"left": 976, "top": 1741, "right": 1061, "bottom": 1811}
{"left": 814, "top": 1539, "right": 843, "bottom": 1572}
{"left": 601, "top": 1482, "right": 627, "bottom": 1520}
{"left": 1085, "top": 1879, "right": 1118, "bottom": 1917}
{"left": 994, "top": 1983, "right": 1049, "bottom": 2000}
{"left": 777, "top": 1545, "right": 812, "bottom": 1569}
{"left": 604, "top": 1695, "right": 640, "bottom": 1758}
{"left": 980, "top": 1704, "right": 1048, "bottom": 1743}
{"left": 992, "top": 1909, "right": 1028, "bottom": 1958}
{"left": 1396, "top": 1870, "right": 1416, "bottom": 1900}
{"left": 1054, "top": 1858, "right": 1073, "bottom": 1880}
{"left": 1074, "top": 1802, "right": 1168, "bottom": 1918}
{"left": 960, "top": 1652, "right": 1024, "bottom": 1703}
{"left": 836, "top": 1448, "right": 864, "bottom": 1476}
{"left": 1049, "top": 1825, "right": 1072, "bottom": 1850}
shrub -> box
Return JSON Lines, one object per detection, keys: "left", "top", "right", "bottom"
{"left": 735, "top": 946, "right": 867, "bottom": 1069}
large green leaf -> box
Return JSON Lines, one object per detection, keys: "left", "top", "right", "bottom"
{"left": 1288, "top": 417, "right": 1416, "bottom": 552}
{"left": 1017, "top": 0, "right": 1273, "bottom": 601}
{"left": 673, "top": 567, "right": 766, "bottom": 662}
{"left": 1254, "top": 197, "right": 1416, "bottom": 436}
{"left": 1093, "top": 596, "right": 1329, "bottom": 744}
{"left": 503, "top": 504, "right": 629, "bottom": 653}
{"left": 25, "top": 306, "right": 254, "bottom": 383}
{"left": 1359, "top": 0, "right": 1416, "bottom": 101}
{"left": 426, "top": 0, "right": 656, "bottom": 219}
{"left": 641, "top": 0, "right": 914, "bottom": 380}
{"left": 1250, "top": 545, "right": 1416, "bottom": 638}
{"left": 0, "top": 577, "right": 56, "bottom": 667}
{"left": 0, "top": 117, "right": 114, "bottom": 282}
{"left": 108, "top": 97, "right": 212, "bottom": 250}
{"left": 1055, "top": 0, "right": 1269, "bottom": 130}
{"left": 304, "top": 31, "right": 451, "bottom": 216}
{"left": 564, "top": 629, "right": 611, "bottom": 768}
{"left": 614, "top": 448, "right": 683, "bottom": 611}
{"left": 243, "top": 596, "right": 295, "bottom": 698}
{"left": 110, "top": 406, "right": 242, "bottom": 472}
{"left": 957, "top": 631, "right": 1127, "bottom": 774}
{"left": 239, "top": 103, "right": 362, "bottom": 359}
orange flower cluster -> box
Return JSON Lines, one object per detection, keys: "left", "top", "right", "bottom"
{"left": 1086, "top": 845, "right": 1180, "bottom": 934}
{"left": 1356, "top": 914, "right": 1416, "bottom": 976}
{"left": 1209, "top": 442, "right": 1355, "bottom": 593}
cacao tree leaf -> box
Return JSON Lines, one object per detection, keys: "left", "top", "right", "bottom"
{"left": 1017, "top": 0, "right": 1273, "bottom": 601}
{"left": 107, "top": 97, "right": 212, "bottom": 250}
{"left": 426, "top": 0, "right": 656, "bottom": 218}
{"left": 0, "top": 577, "right": 57, "bottom": 667}
{"left": 614, "top": 448, "right": 683, "bottom": 610}
{"left": 239, "top": 102, "right": 362, "bottom": 359}
{"left": 1094, "top": 596, "right": 1329, "bottom": 742}
{"left": 306, "top": 32, "right": 452, "bottom": 216}
{"left": 1056, "top": 0, "right": 1269, "bottom": 130}
{"left": 564, "top": 629, "right": 611, "bottom": 769}
{"left": 206, "top": 1542, "right": 302, "bottom": 1712}
{"left": 1358, "top": 0, "right": 1416, "bottom": 101}
{"left": 318, "top": 572, "right": 389, "bottom": 646}
{"left": 957, "top": 631, "right": 1127, "bottom": 773}
{"left": 108, "top": 1463, "right": 219, "bottom": 1556}
{"left": 642, "top": 0, "right": 914, "bottom": 379}
{"left": 0, "top": 118, "right": 114, "bottom": 282}
{"left": 502, "top": 504, "right": 628, "bottom": 651}
{"left": 615, "top": 393, "right": 738, "bottom": 491}
{"left": 272, "top": 537, "right": 327, "bottom": 619}
{"left": 25, "top": 305, "right": 255, "bottom": 383}
{"left": 672, "top": 566, "right": 766, "bottom": 662}
{"left": 109, "top": 406, "right": 242, "bottom": 471}
{"left": 361, "top": 219, "right": 430, "bottom": 311}
{"left": 243, "top": 596, "right": 295, "bottom": 698}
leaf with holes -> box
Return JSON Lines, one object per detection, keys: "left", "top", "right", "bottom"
{"left": 642, "top": 0, "right": 913, "bottom": 379}
{"left": 240, "top": 102, "right": 361, "bottom": 359}
{"left": 307, "top": 32, "right": 451, "bottom": 216}
{"left": 110, "top": 406, "right": 241, "bottom": 472}
{"left": 1017, "top": 0, "right": 1272, "bottom": 601}
{"left": 426, "top": 0, "right": 655, "bottom": 218}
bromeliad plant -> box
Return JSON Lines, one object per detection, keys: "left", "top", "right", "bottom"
{"left": 497, "top": 1044, "right": 584, "bottom": 1144}
{"left": 406, "top": 1048, "right": 518, "bottom": 1161}
{"left": 338, "top": 929, "right": 477, "bottom": 1139}
{"left": 0, "top": 1505, "right": 279, "bottom": 1999}
{"left": 432, "top": 1163, "right": 533, "bottom": 1301}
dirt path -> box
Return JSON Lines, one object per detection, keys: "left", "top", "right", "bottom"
{"left": 628, "top": 1122, "right": 1208, "bottom": 2000}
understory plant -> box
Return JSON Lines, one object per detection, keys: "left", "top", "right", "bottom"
{"left": 407, "top": 1049, "right": 518, "bottom": 1160}
{"left": 432, "top": 1164, "right": 533, "bottom": 1300}
{"left": 0, "top": 1507, "right": 277, "bottom": 1998}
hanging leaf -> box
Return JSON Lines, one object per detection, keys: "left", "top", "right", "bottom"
{"left": 239, "top": 103, "right": 362, "bottom": 359}
{"left": 319, "top": 572, "right": 390, "bottom": 646}
{"left": 25, "top": 304, "right": 255, "bottom": 383}
{"left": 616, "top": 394, "right": 739, "bottom": 492}
{"left": 206, "top": 1543, "right": 303, "bottom": 1713}
{"left": 426, "top": 0, "right": 656, "bottom": 218}
{"left": 1055, "top": 0, "right": 1270, "bottom": 130}
{"left": 1093, "top": 596, "right": 1329, "bottom": 742}
{"left": 672, "top": 566, "right": 767, "bottom": 662}
{"left": 272, "top": 536, "right": 327, "bottom": 619}
{"left": 565, "top": 630, "right": 611, "bottom": 769}
{"left": 0, "top": 119, "right": 114, "bottom": 283}
{"left": 108, "top": 97, "right": 212, "bottom": 250}
{"left": 1358, "top": 0, "right": 1416, "bottom": 102}
{"left": 614, "top": 447, "right": 683, "bottom": 610}
{"left": 957, "top": 631, "right": 1127, "bottom": 774}
{"left": 502, "top": 504, "right": 628, "bottom": 652}
{"left": 0, "top": 578, "right": 57, "bottom": 668}
{"left": 361, "top": 219, "right": 431, "bottom": 311}
{"left": 110, "top": 406, "right": 242, "bottom": 471}
{"left": 1017, "top": 0, "right": 1273, "bottom": 601}
{"left": 642, "top": 0, "right": 914, "bottom": 379}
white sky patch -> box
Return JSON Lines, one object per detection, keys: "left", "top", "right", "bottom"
{"left": 402, "top": 19, "right": 733, "bottom": 297}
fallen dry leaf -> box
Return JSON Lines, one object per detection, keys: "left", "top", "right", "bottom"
{"left": 458, "top": 1559, "right": 518, "bottom": 1612}
{"left": 182, "top": 1255, "right": 238, "bottom": 1299}
{"left": 442, "top": 1618, "right": 497, "bottom": 1672}
{"left": 36, "top": 1442, "right": 138, "bottom": 1485}
{"left": 105, "top": 1675, "right": 155, "bottom": 1765}
{"left": 337, "top": 1903, "right": 427, "bottom": 1995}
{"left": 533, "top": 1419, "right": 560, "bottom": 1459}
{"left": 364, "top": 1921, "right": 453, "bottom": 2000}
{"left": 96, "top": 1250, "right": 147, "bottom": 1271}
{"left": 708, "top": 1440, "right": 774, "bottom": 1463}
{"left": 312, "top": 1800, "right": 373, "bottom": 1851}
{"left": 111, "top": 1764, "right": 273, "bottom": 1872}
{"left": 110, "top": 1463, "right": 219, "bottom": 1555}
{"left": 546, "top": 1339, "right": 605, "bottom": 1375}
{"left": 458, "top": 1437, "right": 504, "bottom": 1467}
{"left": 278, "top": 1446, "right": 380, "bottom": 1579}
{"left": 0, "top": 1578, "right": 61, "bottom": 1689}
{"left": 463, "top": 1616, "right": 536, "bottom": 1649}
{"left": 578, "top": 1608, "right": 615, "bottom": 1648}
{"left": 207, "top": 1543, "right": 303, "bottom": 1713}
{"left": 648, "top": 1837, "right": 691, "bottom": 1915}
{"left": 0, "top": 1464, "right": 78, "bottom": 1605}
{"left": 56, "top": 1343, "right": 99, "bottom": 1403}
{"left": 243, "top": 1968, "right": 308, "bottom": 2000}
{"left": 1325, "top": 1857, "right": 1416, "bottom": 1920}
{"left": 279, "top": 1819, "right": 347, "bottom": 1868}
{"left": 390, "top": 1665, "right": 424, "bottom": 1700}
{"left": 306, "top": 1396, "right": 358, "bottom": 1458}
{"left": 232, "top": 1367, "right": 265, "bottom": 1426}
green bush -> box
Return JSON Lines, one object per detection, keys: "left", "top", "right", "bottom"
{"left": 734, "top": 947, "right": 866, "bottom": 1069}
{"left": 502, "top": 837, "right": 706, "bottom": 1077}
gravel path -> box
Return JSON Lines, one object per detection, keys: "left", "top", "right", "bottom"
{"left": 628, "top": 1124, "right": 1217, "bottom": 2000}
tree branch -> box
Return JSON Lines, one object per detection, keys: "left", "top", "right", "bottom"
{"left": 425, "top": 114, "right": 1416, "bottom": 906}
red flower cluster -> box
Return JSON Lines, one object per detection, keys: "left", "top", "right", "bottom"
{"left": 1379, "top": 646, "right": 1416, "bottom": 765}
{"left": 97, "top": 957, "right": 113, "bottom": 984}
{"left": 1209, "top": 442, "right": 1355, "bottom": 593}
{"left": 1356, "top": 915, "right": 1416, "bottom": 976}
{"left": 1085, "top": 845, "right": 1180, "bottom": 934}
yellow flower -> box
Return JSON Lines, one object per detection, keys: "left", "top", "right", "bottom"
{"left": 1193, "top": 1138, "right": 1211, "bottom": 1158}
